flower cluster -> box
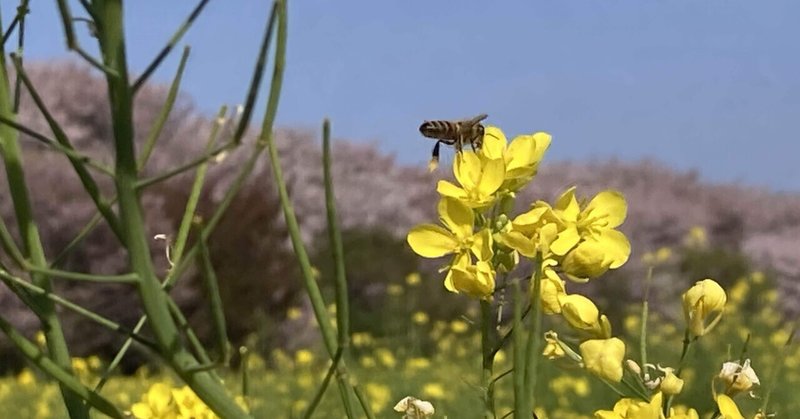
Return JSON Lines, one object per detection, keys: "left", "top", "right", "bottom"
{"left": 408, "top": 126, "right": 631, "bottom": 302}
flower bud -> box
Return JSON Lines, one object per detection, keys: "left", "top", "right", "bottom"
{"left": 682, "top": 279, "right": 727, "bottom": 337}
{"left": 579, "top": 337, "right": 625, "bottom": 382}
{"left": 659, "top": 368, "right": 685, "bottom": 396}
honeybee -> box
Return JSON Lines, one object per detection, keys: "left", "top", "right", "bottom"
{"left": 419, "top": 113, "right": 488, "bottom": 170}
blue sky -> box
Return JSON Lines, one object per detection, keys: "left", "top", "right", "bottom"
{"left": 5, "top": 1, "right": 799, "bottom": 191}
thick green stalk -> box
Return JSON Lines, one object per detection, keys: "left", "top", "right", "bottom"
{"left": 92, "top": 1, "right": 247, "bottom": 416}
{"left": 481, "top": 299, "right": 496, "bottom": 418}
{"left": 523, "top": 256, "right": 544, "bottom": 416}
{"left": 0, "top": 14, "right": 88, "bottom": 417}
{"left": 512, "top": 280, "right": 528, "bottom": 419}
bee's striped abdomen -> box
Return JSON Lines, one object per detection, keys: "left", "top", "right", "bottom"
{"left": 419, "top": 120, "right": 460, "bottom": 144}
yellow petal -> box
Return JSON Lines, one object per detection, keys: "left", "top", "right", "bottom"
{"left": 584, "top": 190, "right": 627, "bottom": 228}
{"left": 481, "top": 126, "right": 507, "bottom": 160}
{"left": 450, "top": 261, "right": 495, "bottom": 299}
{"left": 716, "top": 395, "right": 744, "bottom": 419}
{"left": 554, "top": 186, "right": 580, "bottom": 222}
{"left": 437, "top": 197, "right": 474, "bottom": 239}
{"left": 471, "top": 228, "right": 494, "bottom": 261}
{"left": 443, "top": 252, "right": 470, "bottom": 292}
{"left": 497, "top": 230, "right": 537, "bottom": 258}
{"left": 477, "top": 158, "right": 505, "bottom": 197}
{"left": 407, "top": 225, "right": 458, "bottom": 258}
{"left": 551, "top": 226, "right": 580, "bottom": 256}
{"left": 595, "top": 230, "right": 631, "bottom": 269}
{"left": 436, "top": 180, "right": 468, "bottom": 200}
{"left": 562, "top": 240, "right": 612, "bottom": 282}
{"left": 561, "top": 294, "right": 601, "bottom": 332}
{"left": 453, "top": 151, "right": 482, "bottom": 190}
{"left": 505, "top": 135, "right": 538, "bottom": 177}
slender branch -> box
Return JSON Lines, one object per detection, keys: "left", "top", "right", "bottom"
{"left": 137, "top": 46, "right": 191, "bottom": 171}
{"left": 54, "top": 0, "right": 119, "bottom": 77}
{"left": 0, "top": 115, "right": 115, "bottom": 176}
{"left": 0, "top": 23, "right": 89, "bottom": 418}
{"left": 10, "top": 54, "right": 124, "bottom": 240}
{"left": 0, "top": 269, "right": 157, "bottom": 350}
{"left": 302, "top": 348, "right": 344, "bottom": 419}
{"left": 0, "top": 315, "right": 124, "bottom": 418}
{"left": 136, "top": 140, "right": 236, "bottom": 189}
{"left": 132, "top": 0, "right": 210, "bottom": 93}
{"left": 24, "top": 264, "right": 139, "bottom": 283}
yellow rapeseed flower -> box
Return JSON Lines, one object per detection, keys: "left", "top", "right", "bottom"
{"left": 543, "top": 332, "right": 566, "bottom": 360}
{"left": 551, "top": 187, "right": 631, "bottom": 282}
{"left": 593, "top": 392, "right": 663, "bottom": 419}
{"left": 580, "top": 337, "right": 626, "bottom": 383}
{"left": 480, "top": 126, "right": 551, "bottom": 192}
{"left": 560, "top": 294, "right": 612, "bottom": 338}
{"left": 437, "top": 151, "right": 505, "bottom": 209}
{"left": 130, "top": 383, "right": 176, "bottom": 418}
{"left": 405, "top": 272, "right": 422, "bottom": 286}
{"left": 295, "top": 349, "right": 314, "bottom": 366}
{"left": 407, "top": 197, "right": 494, "bottom": 296}
{"left": 682, "top": 278, "right": 726, "bottom": 337}
{"left": 422, "top": 383, "right": 446, "bottom": 399}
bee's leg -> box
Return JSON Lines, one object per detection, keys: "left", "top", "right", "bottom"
{"left": 428, "top": 141, "right": 441, "bottom": 172}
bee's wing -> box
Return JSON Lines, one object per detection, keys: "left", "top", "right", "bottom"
{"left": 462, "top": 113, "right": 488, "bottom": 126}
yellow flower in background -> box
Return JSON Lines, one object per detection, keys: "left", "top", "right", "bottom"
{"left": 716, "top": 394, "right": 744, "bottom": 419}
{"left": 560, "top": 294, "right": 612, "bottom": 338}
{"left": 295, "top": 349, "right": 314, "bottom": 366}
{"left": 365, "top": 382, "right": 392, "bottom": 413}
{"left": 422, "top": 383, "right": 446, "bottom": 399}
{"left": 172, "top": 386, "right": 215, "bottom": 419}
{"left": 480, "top": 126, "right": 551, "bottom": 191}
{"left": 580, "top": 337, "right": 626, "bottom": 383}
{"left": 437, "top": 151, "right": 505, "bottom": 208}
{"left": 683, "top": 226, "right": 708, "bottom": 248}
{"left": 718, "top": 359, "right": 760, "bottom": 395}
{"left": 682, "top": 278, "right": 726, "bottom": 337}
{"left": 130, "top": 383, "right": 176, "bottom": 419}
{"left": 593, "top": 392, "right": 663, "bottom": 419}
{"left": 405, "top": 272, "right": 422, "bottom": 286}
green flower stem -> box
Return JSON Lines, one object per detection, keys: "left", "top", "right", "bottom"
{"left": 665, "top": 329, "right": 696, "bottom": 413}
{"left": 93, "top": 0, "right": 247, "bottom": 416}
{"left": 10, "top": 53, "right": 124, "bottom": 240}
{"left": 137, "top": 45, "right": 191, "bottom": 171}
{"left": 198, "top": 237, "right": 230, "bottom": 364}
{"left": 322, "top": 119, "right": 350, "bottom": 354}
{"left": 512, "top": 279, "right": 529, "bottom": 419}
{"left": 135, "top": 140, "right": 236, "bottom": 189}
{"left": 524, "top": 256, "right": 544, "bottom": 415}
{"left": 481, "top": 299, "right": 497, "bottom": 418}
{"left": 11, "top": 0, "right": 28, "bottom": 112}
{"left": 131, "top": 0, "right": 210, "bottom": 93}
{"left": 640, "top": 265, "right": 653, "bottom": 378}
{"left": 0, "top": 115, "right": 115, "bottom": 176}
{"left": 23, "top": 265, "right": 139, "bottom": 283}
{"left": 0, "top": 268, "right": 158, "bottom": 350}
{"left": 303, "top": 348, "right": 344, "bottom": 419}
{"left": 0, "top": 213, "right": 25, "bottom": 268}
{"left": 100, "top": 1, "right": 281, "bottom": 387}
{"left": 0, "top": 24, "right": 88, "bottom": 417}
{"left": 54, "top": 0, "right": 119, "bottom": 76}
{"left": 239, "top": 346, "right": 251, "bottom": 400}
{"left": 0, "top": 314, "right": 124, "bottom": 418}
{"left": 171, "top": 105, "right": 228, "bottom": 274}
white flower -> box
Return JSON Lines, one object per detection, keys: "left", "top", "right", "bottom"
{"left": 719, "top": 359, "right": 760, "bottom": 394}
